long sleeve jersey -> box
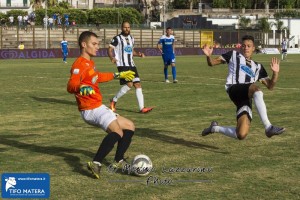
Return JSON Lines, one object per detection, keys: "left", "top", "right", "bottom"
{"left": 67, "top": 56, "right": 114, "bottom": 110}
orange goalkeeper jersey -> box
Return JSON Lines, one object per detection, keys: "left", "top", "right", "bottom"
{"left": 67, "top": 56, "right": 114, "bottom": 110}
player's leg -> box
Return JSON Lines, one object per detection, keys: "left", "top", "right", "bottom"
{"left": 162, "top": 55, "right": 169, "bottom": 82}
{"left": 171, "top": 55, "right": 177, "bottom": 83}
{"left": 110, "top": 67, "right": 133, "bottom": 111}
{"left": 249, "top": 84, "right": 285, "bottom": 137}
{"left": 82, "top": 106, "right": 122, "bottom": 178}
{"left": 164, "top": 65, "right": 169, "bottom": 83}
{"left": 133, "top": 81, "right": 153, "bottom": 113}
{"left": 284, "top": 52, "right": 287, "bottom": 60}
{"left": 114, "top": 115, "right": 135, "bottom": 165}
{"left": 202, "top": 84, "right": 252, "bottom": 140}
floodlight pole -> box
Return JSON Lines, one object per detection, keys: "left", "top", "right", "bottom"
{"left": 45, "top": 0, "right": 48, "bottom": 49}
{"left": 163, "top": 0, "right": 166, "bottom": 31}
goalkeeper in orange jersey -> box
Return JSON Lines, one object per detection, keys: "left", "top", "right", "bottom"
{"left": 67, "top": 31, "right": 136, "bottom": 179}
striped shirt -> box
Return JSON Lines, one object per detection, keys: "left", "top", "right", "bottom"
{"left": 109, "top": 34, "right": 135, "bottom": 67}
{"left": 281, "top": 40, "right": 287, "bottom": 50}
{"left": 221, "top": 50, "right": 268, "bottom": 90}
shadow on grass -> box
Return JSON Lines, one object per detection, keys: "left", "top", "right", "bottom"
{"left": 136, "top": 128, "right": 229, "bottom": 154}
{"left": 0, "top": 134, "right": 96, "bottom": 178}
{"left": 31, "top": 96, "right": 76, "bottom": 106}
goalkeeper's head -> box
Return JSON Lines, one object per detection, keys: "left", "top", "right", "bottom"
{"left": 78, "top": 31, "right": 99, "bottom": 57}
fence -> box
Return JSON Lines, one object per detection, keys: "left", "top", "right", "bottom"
{"left": 0, "top": 25, "right": 282, "bottom": 49}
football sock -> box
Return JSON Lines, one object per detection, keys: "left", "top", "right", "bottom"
{"left": 172, "top": 66, "right": 176, "bottom": 80}
{"left": 115, "top": 129, "right": 134, "bottom": 162}
{"left": 113, "top": 85, "right": 131, "bottom": 102}
{"left": 93, "top": 161, "right": 101, "bottom": 166}
{"left": 214, "top": 126, "right": 238, "bottom": 139}
{"left": 164, "top": 66, "right": 168, "bottom": 80}
{"left": 253, "top": 91, "right": 271, "bottom": 130}
{"left": 93, "top": 132, "right": 121, "bottom": 163}
{"left": 136, "top": 88, "right": 144, "bottom": 110}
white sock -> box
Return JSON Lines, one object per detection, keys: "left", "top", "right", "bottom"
{"left": 253, "top": 91, "right": 271, "bottom": 130}
{"left": 93, "top": 161, "right": 101, "bottom": 166}
{"left": 136, "top": 88, "right": 144, "bottom": 110}
{"left": 213, "top": 126, "right": 238, "bottom": 139}
{"left": 113, "top": 85, "right": 131, "bottom": 102}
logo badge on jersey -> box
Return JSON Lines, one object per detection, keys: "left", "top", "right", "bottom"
{"left": 73, "top": 69, "right": 79, "bottom": 74}
{"left": 124, "top": 46, "right": 133, "bottom": 54}
{"left": 240, "top": 65, "right": 255, "bottom": 78}
{"left": 92, "top": 75, "right": 98, "bottom": 84}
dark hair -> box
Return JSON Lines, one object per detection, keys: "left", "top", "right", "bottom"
{"left": 242, "top": 35, "right": 254, "bottom": 43}
{"left": 121, "top": 21, "right": 130, "bottom": 28}
{"left": 78, "top": 31, "right": 98, "bottom": 49}
{"left": 166, "top": 27, "right": 172, "bottom": 30}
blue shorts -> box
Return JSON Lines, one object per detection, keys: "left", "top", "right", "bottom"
{"left": 162, "top": 53, "right": 175, "bottom": 66}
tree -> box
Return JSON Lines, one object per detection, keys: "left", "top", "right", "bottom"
{"left": 30, "top": 0, "right": 44, "bottom": 9}
{"left": 273, "top": 18, "right": 288, "bottom": 43}
{"left": 282, "top": 0, "right": 297, "bottom": 9}
{"left": 172, "top": 0, "right": 187, "bottom": 9}
{"left": 264, "top": 0, "right": 272, "bottom": 13}
{"left": 257, "top": 17, "right": 271, "bottom": 46}
{"left": 239, "top": 16, "right": 251, "bottom": 29}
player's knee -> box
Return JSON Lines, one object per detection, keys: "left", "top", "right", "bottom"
{"left": 126, "top": 82, "right": 133, "bottom": 88}
{"left": 133, "top": 82, "right": 141, "bottom": 88}
{"left": 126, "top": 120, "right": 135, "bottom": 131}
{"left": 236, "top": 131, "right": 248, "bottom": 140}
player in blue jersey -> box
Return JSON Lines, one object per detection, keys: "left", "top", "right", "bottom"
{"left": 61, "top": 37, "right": 69, "bottom": 63}
{"left": 157, "top": 27, "right": 177, "bottom": 83}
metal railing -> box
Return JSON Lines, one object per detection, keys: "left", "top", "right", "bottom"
{"left": 0, "top": 25, "right": 283, "bottom": 49}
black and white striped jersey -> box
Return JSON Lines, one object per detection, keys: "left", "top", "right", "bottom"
{"left": 221, "top": 50, "right": 268, "bottom": 90}
{"left": 109, "top": 34, "right": 135, "bottom": 67}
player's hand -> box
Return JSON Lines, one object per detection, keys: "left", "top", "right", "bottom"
{"left": 138, "top": 52, "right": 145, "bottom": 58}
{"left": 202, "top": 44, "right": 213, "bottom": 56}
{"left": 270, "top": 57, "right": 280, "bottom": 73}
{"left": 114, "top": 71, "right": 135, "bottom": 81}
{"left": 79, "top": 85, "right": 95, "bottom": 96}
{"left": 110, "top": 57, "right": 117, "bottom": 64}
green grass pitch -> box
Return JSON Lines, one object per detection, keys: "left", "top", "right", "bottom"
{"left": 0, "top": 54, "right": 299, "bottom": 199}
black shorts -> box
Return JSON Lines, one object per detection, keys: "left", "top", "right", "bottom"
{"left": 227, "top": 84, "right": 252, "bottom": 121}
{"left": 117, "top": 66, "right": 140, "bottom": 85}
{"left": 282, "top": 49, "right": 287, "bottom": 54}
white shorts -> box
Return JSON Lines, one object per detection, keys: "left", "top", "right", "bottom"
{"left": 80, "top": 105, "right": 117, "bottom": 131}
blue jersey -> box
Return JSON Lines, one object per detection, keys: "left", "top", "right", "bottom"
{"left": 158, "top": 35, "right": 175, "bottom": 55}
{"left": 61, "top": 40, "right": 68, "bottom": 52}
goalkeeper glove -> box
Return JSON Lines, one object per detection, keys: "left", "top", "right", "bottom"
{"left": 79, "top": 85, "right": 95, "bottom": 96}
{"left": 114, "top": 70, "right": 135, "bottom": 81}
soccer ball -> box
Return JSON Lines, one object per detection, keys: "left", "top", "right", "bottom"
{"left": 131, "top": 154, "right": 153, "bottom": 177}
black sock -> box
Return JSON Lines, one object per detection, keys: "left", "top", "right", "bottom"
{"left": 115, "top": 129, "right": 134, "bottom": 162}
{"left": 93, "top": 132, "right": 121, "bottom": 163}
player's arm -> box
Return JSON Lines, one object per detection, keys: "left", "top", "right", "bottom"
{"left": 172, "top": 39, "right": 175, "bottom": 54}
{"left": 67, "top": 68, "right": 82, "bottom": 94}
{"left": 202, "top": 44, "right": 223, "bottom": 66}
{"left": 108, "top": 37, "right": 119, "bottom": 63}
{"left": 157, "top": 38, "right": 163, "bottom": 54}
{"left": 157, "top": 42, "right": 163, "bottom": 54}
{"left": 97, "top": 72, "right": 115, "bottom": 83}
{"left": 206, "top": 56, "right": 224, "bottom": 66}
{"left": 133, "top": 48, "right": 145, "bottom": 58}
{"left": 108, "top": 45, "right": 117, "bottom": 64}
{"left": 260, "top": 57, "right": 280, "bottom": 90}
